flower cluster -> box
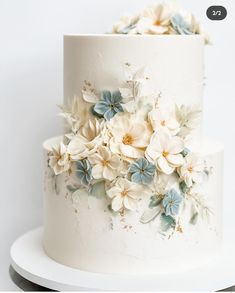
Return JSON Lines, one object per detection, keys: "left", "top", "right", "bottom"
{"left": 112, "top": 2, "right": 209, "bottom": 44}
{"left": 49, "top": 64, "right": 209, "bottom": 235}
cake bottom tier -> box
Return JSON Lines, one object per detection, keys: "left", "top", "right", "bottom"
{"left": 43, "top": 137, "right": 223, "bottom": 274}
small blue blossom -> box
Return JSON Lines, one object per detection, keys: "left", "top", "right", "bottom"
{"left": 129, "top": 158, "right": 155, "bottom": 185}
{"left": 93, "top": 90, "right": 124, "bottom": 120}
{"left": 162, "top": 189, "right": 182, "bottom": 216}
{"left": 171, "top": 14, "right": 193, "bottom": 35}
{"left": 75, "top": 159, "right": 92, "bottom": 186}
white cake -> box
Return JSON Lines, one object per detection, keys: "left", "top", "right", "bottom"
{"left": 43, "top": 4, "right": 223, "bottom": 275}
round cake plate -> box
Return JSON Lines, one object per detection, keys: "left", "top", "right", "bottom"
{"left": 10, "top": 227, "right": 235, "bottom": 291}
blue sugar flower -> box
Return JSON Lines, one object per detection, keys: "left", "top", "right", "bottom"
{"left": 162, "top": 189, "right": 182, "bottom": 216}
{"left": 93, "top": 90, "right": 124, "bottom": 120}
{"left": 129, "top": 158, "right": 155, "bottom": 185}
{"left": 171, "top": 14, "right": 193, "bottom": 35}
{"left": 75, "top": 159, "right": 92, "bottom": 186}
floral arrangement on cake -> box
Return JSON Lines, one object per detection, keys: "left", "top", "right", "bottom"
{"left": 112, "top": 1, "right": 209, "bottom": 44}
{"left": 48, "top": 64, "right": 212, "bottom": 235}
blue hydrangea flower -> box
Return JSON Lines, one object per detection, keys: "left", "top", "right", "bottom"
{"left": 129, "top": 158, "right": 155, "bottom": 185}
{"left": 93, "top": 90, "right": 124, "bottom": 120}
{"left": 75, "top": 159, "right": 92, "bottom": 186}
{"left": 171, "top": 14, "right": 193, "bottom": 35}
{"left": 162, "top": 189, "right": 182, "bottom": 216}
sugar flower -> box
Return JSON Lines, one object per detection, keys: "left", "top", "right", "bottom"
{"left": 80, "top": 118, "right": 107, "bottom": 153}
{"left": 175, "top": 104, "right": 201, "bottom": 138}
{"left": 148, "top": 107, "right": 179, "bottom": 135}
{"left": 88, "top": 146, "right": 121, "bottom": 181}
{"left": 49, "top": 142, "right": 71, "bottom": 175}
{"left": 112, "top": 14, "right": 140, "bottom": 34}
{"left": 75, "top": 159, "right": 92, "bottom": 186}
{"left": 107, "top": 178, "right": 142, "bottom": 212}
{"left": 146, "top": 131, "right": 184, "bottom": 174}
{"left": 109, "top": 113, "right": 152, "bottom": 159}
{"left": 93, "top": 90, "right": 123, "bottom": 121}
{"left": 170, "top": 14, "right": 193, "bottom": 35}
{"left": 162, "top": 189, "right": 182, "bottom": 216}
{"left": 129, "top": 158, "right": 155, "bottom": 185}
{"left": 137, "top": 4, "right": 173, "bottom": 34}
{"left": 178, "top": 152, "right": 204, "bottom": 187}
{"left": 67, "top": 135, "right": 87, "bottom": 161}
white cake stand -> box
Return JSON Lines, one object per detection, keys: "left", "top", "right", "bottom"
{"left": 10, "top": 227, "right": 235, "bottom": 291}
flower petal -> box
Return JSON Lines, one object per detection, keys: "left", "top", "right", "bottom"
{"left": 167, "top": 154, "right": 184, "bottom": 167}
{"left": 112, "top": 195, "right": 123, "bottom": 211}
{"left": 92, "top": 164, "right": 103, "bottom": 179}
{"left": 157, "top": 156, "right": 174, "bottom": 174}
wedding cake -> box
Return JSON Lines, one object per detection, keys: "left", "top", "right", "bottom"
{"left": 43, "top": 2, "right": 223, "bottom": 274}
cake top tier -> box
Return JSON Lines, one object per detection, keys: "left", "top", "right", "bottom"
{"left": 111, "top": 1, "right": 209, "bottom": 44}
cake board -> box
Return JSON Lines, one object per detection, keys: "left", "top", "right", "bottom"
{"left": 10, "top": 227, "right": 235, "bottom": 291}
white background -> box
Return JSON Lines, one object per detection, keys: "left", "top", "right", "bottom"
{"left": 0, "top": 0, "right": 235, "bottom": 290}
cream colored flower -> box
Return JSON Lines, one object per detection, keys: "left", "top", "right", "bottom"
{"left": 149, "top": 107, "right": 179, "bottom": 135}
{"left": 80, "top": 118, "right": 107, "bottom": 153}
{"left": 59, "top": 96, "right": 89, "bottom": 133}
{"left": 178, "top": 153, "right": 204, "bottom": 187}
{"left": 107, "top": 178, "right": 142, "bottom": 212}
{"left": 88, "top": 146, "right": 121, "bottom": 181}
{"left": 137, "top": 4, "right": 173, "bottom": 34}
{"left": 67, "top": 135, "right": 87, "bottom": 161}
{"left": 67, "top": 118, "right": 107, "bottom": 160}
{"left": 146, "top": 131, "right": 184, "bottom": 174}
{"left": 112, "top": 14, "right": 140, "bottom": 34}
{"left": 108, "top": 113, "right": 152, "bottom": 159}
{"left": 175, "top": 104, "right": 201, "bottom": 138}
{"left": 49, "top": 142, "right": 71, "bottom": 175}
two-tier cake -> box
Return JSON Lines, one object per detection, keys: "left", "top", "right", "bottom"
{"left": 43, "top": 2, "right": 223, "bottom": 274}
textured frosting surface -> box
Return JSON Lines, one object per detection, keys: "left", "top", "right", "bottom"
{"left": 64, "top": 35, "right": 204, "bottom": 137}
{"left": 43, "top": 137, "right": 223, "bottom": 274}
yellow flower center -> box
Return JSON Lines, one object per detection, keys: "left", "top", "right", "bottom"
{"left": 121, "top": 189, "right": 128, "bottom": 197}
{"left": 122, "top": 134, "right": 133, "bottom": 145}
{"left": 188, "top": 166, "right": 193, "bottom": 173}
{"left": 154, "top": 19, "right": 161, "bottom": 26}
{"left": 162, "top": 150, "right": 169, "bottom": 157}
{"left": 102, "top": 159, "right": 109, "bottom": 166}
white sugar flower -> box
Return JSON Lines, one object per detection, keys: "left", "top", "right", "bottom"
{"left": 108, "top": 113, "right": 152, "bottom": 159}
{"left": 107, "top": 178, "right": 142, "bottom": 212}
{"left": 49, "top": 142, "right": 71, "bottom": 175}
{"left": 178, "top": 152, "right": 204, "bottom": 187}
{"left": 112, "top": 14, "right": 140, "bottom": 34}
{"left": 67, "top": 135, "right": 87, "bottom": 161}
{"left": 88, "top": 146, "right": 121, "bottom": 181}
{"left": 67, "top": 118, "right": 107, "bottom": 160}
{"left": 149, "top": 107, "right": 179, "bottom": 135}
{"left": 137, "top": 4, "right": 173, "bottom": 34}
{"left": 80, "top": 118, "right": 107, "bottom": 153}
{"left": 146, "top": 131, "right": 184, "bottom": 174}
{"left": 175, "top": 104, "right": 201, "bottom": 138}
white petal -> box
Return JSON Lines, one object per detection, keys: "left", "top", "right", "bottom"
{"left": 106, "top": 186, "right": 120, "bottom": 199}
{"left": 120, "top": 144, "right": 143, "bottom": 158}
{"left": 167, "top": 154, "right": 184, "bottom": 167}
{"left": 92, "top": 164, "right": 103, "bottom": 179}
{"left": 103, "top": 166, "right": 117, "bottom": 181}
{"left": 167, "top": 136, "right": 184, "bottom": 154}
{"left": 123, "top": 196, "right": 137, "bottom": 211}
{"left": 157, "top": 156, "right": 174, "bottom": 174}
{"left": 112, "top": 195, "right": 124, "bottom": 212}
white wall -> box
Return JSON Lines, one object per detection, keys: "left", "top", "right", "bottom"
{"left": 0, "top": 0, "right": 234, "bottom": 290}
